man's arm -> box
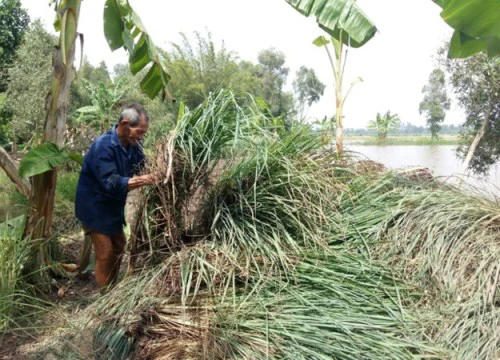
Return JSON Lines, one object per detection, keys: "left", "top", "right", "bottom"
{"left": 91, "top": 145, "right": 129, "bottom": 198}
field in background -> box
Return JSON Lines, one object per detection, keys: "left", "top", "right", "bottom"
{"left": 345, "top": 134, "right": 460, "bottom": 145}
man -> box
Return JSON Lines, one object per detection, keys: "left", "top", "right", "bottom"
{"left": 75, "top": 103, "right": 154, "bottom": 289}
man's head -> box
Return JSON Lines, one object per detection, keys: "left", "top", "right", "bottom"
{"left": 117, "top": 103, "right": 150, "bottom": 146}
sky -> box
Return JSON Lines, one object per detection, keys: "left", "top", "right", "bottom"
{"left": 21, "top": 0, "right": 465, "bottom": 128}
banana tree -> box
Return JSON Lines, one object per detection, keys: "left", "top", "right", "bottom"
{"left": 17, "top": 0, "right": 172, "bottom": 277}
{"left": 367, "top": 111, "right": 400, "bottom": 141}
{"left": 285, "top": 0, "right": 376, "bottom": 154}
{"left": 313, "top": 35, "right": 362, "bottom": 153}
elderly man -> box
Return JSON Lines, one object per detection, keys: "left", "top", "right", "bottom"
{"left": 75, "top": 103, "right": 154, "bottom": 289}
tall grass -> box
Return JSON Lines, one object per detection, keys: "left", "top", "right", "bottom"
{"left": 0, "top": 216, "right": 45, "bottom": 333}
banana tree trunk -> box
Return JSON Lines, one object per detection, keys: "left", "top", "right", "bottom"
{"left": 0, "top": 144, "right": 31, "bottom": 197}
{"left": 461, "top": 107, "right": 491, "bottom": 173}
{"left": 23, "top": 1, "right": 81, "bottom": 248}
{"left": 335, "top": 72, "right": 343, "bottom": 154}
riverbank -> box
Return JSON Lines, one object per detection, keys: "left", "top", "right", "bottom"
{"left": 345, "top": 134, "right": 460, "bottom": 145}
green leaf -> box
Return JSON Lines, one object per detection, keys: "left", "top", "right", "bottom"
{"left": 177, "top": 101, "right": 186, "bottom": 122}
{"left": 121, "top": 26, "right": 134, "bottom": 53}
{"left": 76, "top": 105, "right": 98, "bottom": 114}
{"left": 115, "top": 0, "right": 131, "bottom": 16}
{"left": 313, "top": 35, "right": 330, "bottom": 47}
{"left": 103, "top": 0, "right": 171, "bottom": 99}
{"left": 18, "top": 143, "right": 67, "bottom": 178}
{"left": 129, "top": 35, "right": 149, "bottom": 75}
{"left": 285, "top": 0, "right": 377, "bottom": 48}
{"left": 448, "top": 30, "right": 488, "bottom": 58}
{"left": 140, "top": 64, "right": 163, "bottom": 99}
{"left": 104, "top": 0, "right": 125, "bottom": 50}
{"left": 441, "top": 0, "right": 500, "bottom": 39}
{"left": 67, "top": 152, "right": 84, "bottom": 165}
{"left": 439, "top": 0, "right": 500, "bottom": 58}
{"left": 0, "top": 215, "right": 26, "bottom": 238}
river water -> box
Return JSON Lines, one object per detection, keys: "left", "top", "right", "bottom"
{"left": 346, "top": 145, "right": 500, "bottom": 199}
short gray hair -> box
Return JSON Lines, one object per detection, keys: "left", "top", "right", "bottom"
{"left": 118, "top": 103, "right": 150, "bottom": 127}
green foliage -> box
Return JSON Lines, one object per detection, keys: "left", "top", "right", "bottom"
{"left": 56, "top": 171, "right": 79, "bottom": 203}
{"left": 0, "top": 172, "right": 26, "bottom": 221}
{"left": 0, "top": 92, "right": 12, "bottom": 147}
{"left": 18, "top": 142, "right": 82, "bottom": 178}
{"left": 292, "top": 66, "right": 325, "bottom": 121}
{"left": 164, "top": 31, "right": 241, "bottom": 109}
{"left": 103, "top": 0, "right": 171, "bottom": 99}
{"left": 435, "top": 0, "right": 500, "bottom": 58}
{"left": 0, "top": 215, "right": 34, "bottom": 332}
{"left": 0, "top": 0, "right": 30, "bottom": 92}
{"left": 419, "top": 69, "right": 450, "bottom": 138}
{"left": 5, "top": 20, "right": 55, "bottom": 145}
{"left": 74, "top": 78, "right": 130, "bottom": 132}
{"left": 367, "top": 111, "right": 400, "bottom": 140}
{"left": 284, "top": 0, "right": 377, "bottom": 48}
{"left": 440, "top": 51, "right": 500, "bottom": 174}
{"left": 69, "top": 59, "right": 112, "bottom": 116}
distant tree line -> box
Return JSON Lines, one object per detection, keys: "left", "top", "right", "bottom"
{"left": 345, "top": 123, "right": 462, "bottom": 136}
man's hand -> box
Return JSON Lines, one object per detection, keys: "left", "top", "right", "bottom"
{"left": 128, "top": 174, "right": 154, "bottom": 191}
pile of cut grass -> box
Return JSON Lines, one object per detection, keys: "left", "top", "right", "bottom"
{"left": 17, "top": 91, "right": 499, "bottom": 360}
{"left": 336, "top": 174, "right": 500, "bottom": 359}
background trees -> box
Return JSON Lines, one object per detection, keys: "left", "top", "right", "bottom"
{"left": 164, "top": 31, "right": 240, "bottom": 110}
{"left": 419, "top": 69, "right": 450, "bottom": 139}
{"left": 293, "top": 66, "right": 326, "bottom": 121}
{"left": 4, "top": 21, "right": 55, "bottom": 149}
{"left": 440, "top": 51, "right": 500, "bottom": 174}
{"left": 0, "top": 0, "right": 29, "bottom": 92}
{"left": 255, "top": 48, "right": 294, "bottom": 118}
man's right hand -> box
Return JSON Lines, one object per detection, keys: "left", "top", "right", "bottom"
{"left": 128, "top": 174, "right": 154, "bottom": 190}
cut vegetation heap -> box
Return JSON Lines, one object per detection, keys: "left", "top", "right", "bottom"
{"left": 14, "top": 91, "right": 499, "bottom": 359}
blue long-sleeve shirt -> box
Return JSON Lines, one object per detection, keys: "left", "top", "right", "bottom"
{"left": 75, "top": 125, "right": 145, "bottom": 235}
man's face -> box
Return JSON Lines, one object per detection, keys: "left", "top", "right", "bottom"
{"left": 124, "top": 115, "right": 149, "bottom": 146}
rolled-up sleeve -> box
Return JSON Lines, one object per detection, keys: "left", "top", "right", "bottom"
{"left": 91, "top": 144, "right": 129, "bottom": 198}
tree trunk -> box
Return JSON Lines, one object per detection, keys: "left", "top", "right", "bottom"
{"left": 23, "top": 1, "right": 81, "bottom": 249}
{"left": 334, "top": 44, "right": 344, "bottom": 154}
{"left": 335, "top": 122, "right": 343, "bottom": 153}
{"left": 461, "top": 107, "right": 490, "bottom": 173}
{"left": 0, "top": 144, "right": 31, "bottom": 197}
{"left": 335, "top": 84, "right": 343, "bottom": 153}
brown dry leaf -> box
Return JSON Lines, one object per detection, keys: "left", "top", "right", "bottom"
{"left": 60, "top": 263, "right": 78, "bottom": 273}
{"left": 57, "top": 286, "right": 68, "bottom": 299}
